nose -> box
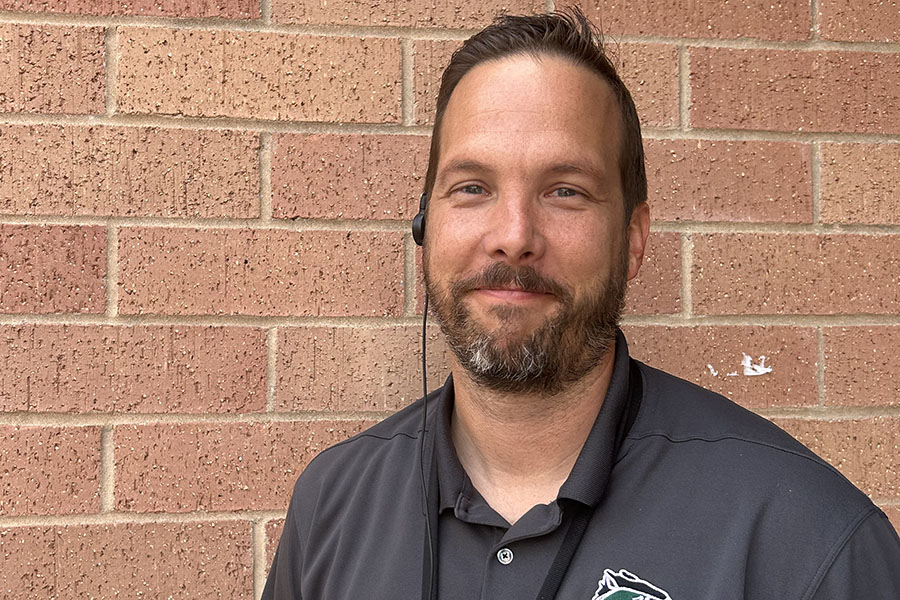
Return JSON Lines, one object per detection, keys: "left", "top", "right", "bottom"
{"left": 482, "top": 192, "right": 546, "bottom": 265}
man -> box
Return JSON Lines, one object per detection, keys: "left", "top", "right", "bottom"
{"left": 264, "top": 10, "right": 900, "bottom": 599}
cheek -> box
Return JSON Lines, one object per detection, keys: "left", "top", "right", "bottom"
{"left": 427, "top": 211, "right": 483, "bottom": 262}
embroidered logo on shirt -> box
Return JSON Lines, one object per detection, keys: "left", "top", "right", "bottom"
{"left": 591, "top": 568, "right": 672, "bottom": 600}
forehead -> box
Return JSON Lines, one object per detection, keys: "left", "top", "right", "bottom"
{"left": 437, "top": 54, "right": 623, "bottom": 174}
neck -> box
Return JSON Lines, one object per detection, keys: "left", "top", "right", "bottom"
{"left": 450, "top": 343, "right": 617, "bottom": 524}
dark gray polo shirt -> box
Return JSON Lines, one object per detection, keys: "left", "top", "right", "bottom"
{"left": 263, "top": 334, "right": 900, "bottom": 600}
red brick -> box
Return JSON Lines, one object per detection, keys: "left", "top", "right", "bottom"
{"left": 645, "top": 139, "right": 812, "bottom": 223}
{"left": 0, "top": 325, "right": 266, "bottom": 413}
{"left": 272, "top": 134, "right": 430, "bottom": 221}
{"left": 625, "top": 325, "right": 817, "bottom": 409}
{"left": 117, "top": 228, "right": 404, "bottom": 317}
{"left": 413, "top": 41, "right": 678, "bottom": 128}
{"left": 690, "top": 48, "right": 900, "bottom": 134}
{"left": 278, "top": 326, "right": 450, "bottom": 412}
{"left": 117, "top": 28, "right": 401, "bottom": 123}
{"left": 266, "top": 519, "right": 285, "bottom": 567}
{"left": 0, "top": 527, "right": 55, "bottom": 597}
{"left": 820, "top": 143, "right": 900, "bottom": 225}
{"left": 0, "top": 125, "right": 259, "bottom": 218}
{"left": 824, "top": 327, "right": 900, "bottom": 407}
{"left": 579, "top": 0, "right": 809, "bottom": 40}
{"left": 819, "top": 0, "right": 900, "bottom": 42}
{"left": 115, "top": 421, "right": 370, "bottom": 512}
{"left": 0, "top": 24, "right": 104, "bottom": 115}
{"left": 0, "top": 522, "right": 252, "bottom": 599}
{"left": 413, "top": 40, "right": 461, "bottom": 126}
{"left": 692, "top": 233, "right": 900, "bottom": 315}
{"left": 777, "top": 417, "right": 899, "bottom": 500}
{"left": 0, "top": 225, "right": 105, "bottom": 314}
{"left": 615, "top": 44, "right": 679, "bottom": 128}
{"left": 0, "top": 0, "right": 258, "bottom": 18}
{"left": 273, "top": 0, "right": 542, "bottom": 27}
{"left": 625, "top": 231, "right": 681, "bottom": 315}
{"left": 0, "top": 426, "right": 100, "bottom": 516}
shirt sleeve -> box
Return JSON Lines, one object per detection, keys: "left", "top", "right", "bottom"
{"left": 806, "top": 508, "right": 900, "bottom": 600}
{"left": 261, "top": 491, "right": 304, "bottom": 600}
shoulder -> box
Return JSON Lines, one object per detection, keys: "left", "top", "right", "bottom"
{"left": 632, "top": 361, "right": 812, "bottom": 451}
{"left": 285, "top": 389, "right": 438, "bottom": 524}
{"left": 628, "top": 361, "right": 875, "bottom": 514}
{"left": 295, "top": 396, "right": 425, "bottom": 490}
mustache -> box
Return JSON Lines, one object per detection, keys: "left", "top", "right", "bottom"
{"left": 450, "top": 263, "right": 571, "bottom": 300}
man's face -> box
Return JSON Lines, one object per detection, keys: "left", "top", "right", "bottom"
{"left": 423, "top": 54, "right": 649, "bottom": 395}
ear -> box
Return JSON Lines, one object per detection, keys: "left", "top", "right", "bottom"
{"left": 625, "top": 202, "right": 651, "bottom": 281}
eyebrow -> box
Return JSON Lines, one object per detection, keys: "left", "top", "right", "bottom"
{"left": 436, "top": 159, "right": 609, "bottom": 186}
{"left": 544, "top": 162, "right": 610, "bottom": 183}
{"left": 437, "top": 159, "right": 495, "bottom": 178}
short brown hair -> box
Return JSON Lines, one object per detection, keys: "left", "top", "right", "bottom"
{"left": 423, "top": 8, "right": 647, "bottom": 219}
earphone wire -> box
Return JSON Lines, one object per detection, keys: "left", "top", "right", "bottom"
{"left": 419, "top": 293, "right": 435, "bottom": 600}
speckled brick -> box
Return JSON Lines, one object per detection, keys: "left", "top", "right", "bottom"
{"left": 578, "top": 0, "right": 809, "bottom": 40}
{"left": 625, "top": 231, "right": 681, "bottom": 315}
{"left": 776, "top": 417, "right": 899, "bottom": 500}
{"left": 0, "top": 426, "right": 100, "bottom": 516}
{"left": 266, "top": 519, "right": 285, "bottom": 568}
{"left": 0, "top": 527, "right": 55, "bottom": 597}
{"left": 614, "top": 44, "right": 679, "bottom": 128}
{"left": 277, "top": 326, "right": 450, "bottom": 412}
{"left": 413, "top": 231, "right": 680, "bottom": 316}
{"left": 115, "top": 421, "right": 371, "bottom": 512}
{"left": 820, "top": 143, "right": 900, "bottom": 225}
{"left": 0, "top": 125, "right": 259, "bottom": 218}
{"left": 819, "top": 0, "right": 900, "bottom": 42}
{"left": 0, "top": 522, "right": 252, "bottom": 599}
{"left": 413, "top": 41, "right": 678, "bottom": 128}
{"left": 117, "top": 228, "right": 404, "bottom": 317}
{"left": 273, "top": 0, "right": 542, "bottom": 27}
{"left": 645, "top": 139, "right": 812, "bottom": 223}
{"left": 272, "top": 134, "right": 430, "bottom": 221}
{"left": 692, "top": 234, "right": 900, "bottom": 315}
{"left": 413, "top": 40, "right": 461, "bottom": 126}
{"left": 824, "top": 327, "right": 900, "bottom": 407}
{"left": 0, "top": 0, "right": 258, "bottom": 18}
{"left": 690, "top": 48, "right": 900, "bottom": 134}
{"left": 625, "top": 325, "right": 817, "bottom": 409}
{"left": 0, "top": 24, "right": 104, "bottom": 115}
{"left": 0, "top": 325, "right": 266, "bottom": 413}
{"left": 117, "top": 28, "right": 401, "bottom": 123}
{"left": 0, "top": 225, "right": 105, "bottom": 314}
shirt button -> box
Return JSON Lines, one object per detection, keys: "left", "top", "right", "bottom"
{"left": 496, "top": 547, "right": 514, "bottom": 565}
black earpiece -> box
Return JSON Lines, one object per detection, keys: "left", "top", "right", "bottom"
{"left": 412, "top": 193, "right": 427, "bottom": 246}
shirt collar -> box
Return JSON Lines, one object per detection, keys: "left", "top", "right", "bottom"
{"left": 432, "top": 330, "right": 634, "bottom": 513}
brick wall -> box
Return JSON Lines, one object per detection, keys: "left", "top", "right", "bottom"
{"left": 1, "top": 1, "right": 898, "bottom": 597}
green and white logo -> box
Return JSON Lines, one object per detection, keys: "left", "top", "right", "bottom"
{"left": 591, "top": 568, "right": 671, "bottom": 600}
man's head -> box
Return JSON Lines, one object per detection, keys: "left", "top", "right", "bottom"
{"left": 423, "top": 8, "right": 647, "bottom": 222}
{"left": 421, "top": 9, "right": 650, "bottom": 396}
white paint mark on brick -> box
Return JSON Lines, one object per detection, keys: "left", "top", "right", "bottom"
{"left": 742, "top": 353, "right": 773, "bottom": 376}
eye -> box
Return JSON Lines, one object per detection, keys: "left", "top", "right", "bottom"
{"left": 550, "top": 187, "right": 579, "bottom": 198}
{"left": 458, "top": 184, "right": 485, "bottom": 195}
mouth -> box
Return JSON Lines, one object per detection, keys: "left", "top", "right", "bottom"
{"left": 474, "top": 287, "right": 553, "bottom": 302}
{"left": 452, "top": 264, "right": 569, "bottom": 306}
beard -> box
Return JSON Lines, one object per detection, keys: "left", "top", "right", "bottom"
{"left": 424, "top": 250, "right": 629, "bottom": 396}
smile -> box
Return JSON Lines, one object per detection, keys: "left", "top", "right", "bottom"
{"left": 473, "top": 288, "right": 555, "bottom": 303}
